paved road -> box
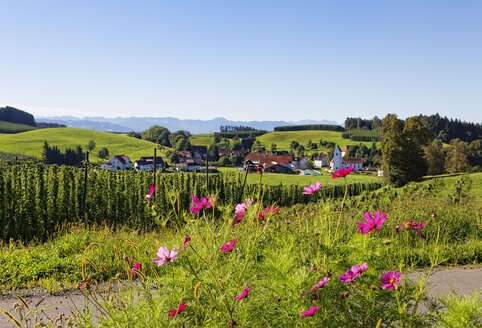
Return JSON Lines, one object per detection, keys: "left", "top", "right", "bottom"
{"left": 0, "top": 267, "right": 481, "bottom": 327}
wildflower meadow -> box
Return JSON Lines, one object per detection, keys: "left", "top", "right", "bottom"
{"left": 0, "top": 169, "right": 480, "bottom": 327}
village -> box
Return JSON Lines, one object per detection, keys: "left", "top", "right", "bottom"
{"left": 99, "top": 145, "right": 370, "bottom": 175}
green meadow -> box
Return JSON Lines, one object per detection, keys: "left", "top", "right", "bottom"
{"left": 217, "top": 167, "right": 380, "bottom": 185}
{"left": 0, "top": 121, "right": 38, "bottom": 134}
{"left": 0, "top": 128, "right": 169, "bottom": 162}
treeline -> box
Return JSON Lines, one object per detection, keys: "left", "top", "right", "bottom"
{"left": 345, "top": 114, "right": 481, "bottom": 143}
{"left": 42, "top": 142, "right": 85, "bottom": 166}
{"left": 0, "top": 163, "right": 382, "bottom": 241}
{"left": 219, "top": 125, "right": 258, "bottom": 132}
{"left": 216, "top": 130, "right": 267, "bottom": 138}
{"left": 37, "top": 122, "right": 67, "bottom": 128}
{"left": 342, "top": 129, "right": 382, "bottom": 142}
{"left": 0, "top": 106, "right": 36, "bottom": 126}
{"left": 274, "top": 124, "right": 344, "bottom": 132}
{"left": 345, "top": 143, "right": 382, "bottom": 168}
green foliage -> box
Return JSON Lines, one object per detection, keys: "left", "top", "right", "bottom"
{"left": 141, "top": 125, "right": 171, "bottom": 147}
{"left": 432, "top": 292, "right": 482, "bottom": 328}
{"left": 97, "top": 147, "right": 109, "bottom": 160}
{"left": 445, "top": 139, "right": 472, "bottom": 174}
{"left": 86, "top": 140, "right": 96, "bottom": 151}
{"left": 382, "top": 115, "right": 428, "bottom": 186}
{"left": 0, "top": 106, "right": 36, "bottom": 126}
{"left": 274, "top": 124, "right": 344, "bottom": 132}
{"left": 342, "top": 129, "right": 382, "bottom": 142}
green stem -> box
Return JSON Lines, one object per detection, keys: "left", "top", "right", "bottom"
{"left": 332, "top": 178, "right": 348, "bottom": 246}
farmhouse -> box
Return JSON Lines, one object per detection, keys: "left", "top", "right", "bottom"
{"left": 134, "top": 156, "right": 164, "bottom": 171}
{"left": 191, "top": 146, "right": 207, "bottom": 159}
{"left": 329, "top": 146, "right": 363, "bottom": 171}
{"left": 264, "top": 163, "right": 294, "bottom": 174}
{"left": 244, "top": 153, "right": 308, "bottom": 170}
{"left": 314, "top": 154, "right": 328, "bottom": 168}
{"left": 175, "top": 158, "right": 203, "bottom": 172}
{"left": 101, "top": 155, "right": 132, "bottom": 172}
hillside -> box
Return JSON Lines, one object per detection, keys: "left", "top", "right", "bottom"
{"left": 0, "top": 121, "right": 38, "bottom": 134}
{"left": 0, "top": 128, "right": 170, "bottom": 162}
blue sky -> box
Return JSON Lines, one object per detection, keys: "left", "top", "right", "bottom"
{"left": 0, "top": 0, "right": 481, "bottom": 123}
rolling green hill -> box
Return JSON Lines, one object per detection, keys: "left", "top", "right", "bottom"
{"left": 256, "top": 130, "right": 379, "bottom": 152}
{"left": 0, "top": 121, "right": 38, "bottom": 133}
{"left": 0, "top": 128, "right": 170, "bottom": 162}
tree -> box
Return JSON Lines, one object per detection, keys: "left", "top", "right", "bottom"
{"left": 98, "top": 147, "right": 109, "bottom": 160}
{"left": 468, "top": 139, "right": 482, "bottom": 168}
{"left": 142, "top": 125, "right": 171, "bottom": 147}
{"left": 127, "top": 131, "right": 141, "bottom": 139}
{"left": 424, "top": 139, "right": 445, "bottom": 175}
{"left": 86, "top": 140, "right": 96, "bottom": 151}
{"left": 445, "top": 139, "right": 471, "bottom": 173}
{"left": 208, "top": 143, "right": 220, "bottom": 161}
{"left": 270, "top": 143, "right": 277, "bottom": 153}
{"left": 166, "top": 150, "right": 179, "bottom": 164}
{"left": 219, "top": 156, "right": 231, "bottom": 166}
{"left": 381, "top": 114, "right": 427, "bottom": 186}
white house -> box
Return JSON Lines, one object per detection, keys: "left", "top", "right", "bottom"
{"left": 134, "top": 156, "right": 164, "bottom": 171}
{"left": 329, "top": 146, "right": 363, "bottom": 171}
{"left": 101, "top": 155, "right": 132, "bottom": 172}
{"left": 314, "top": 154, "right": 328, "bottom": 168}
{"left": 291, "top": 157, "right": 309, "bottom": 169}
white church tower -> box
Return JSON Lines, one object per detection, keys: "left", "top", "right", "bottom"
{"left": 330, "top": 145, "right": 343, "bottom": 171}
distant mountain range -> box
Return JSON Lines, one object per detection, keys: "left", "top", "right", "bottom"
{"left": 37, "top": 116, "right": 341, "bottom": 134}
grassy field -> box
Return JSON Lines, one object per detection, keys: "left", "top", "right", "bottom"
{"left": 256, "top": 130, "right": 379, "bottom": 153}
{"left": 189, "top": 133, "right": 214, "bottom": 146}
{"left": 0, "top": 128, "right": 170, "bottom": 162}
{"left": 189, "top": 130, "right": 380, "bottom": 154}
{"left": 217, "top": 167, "right": 380, "bottom": 185}
{"left": 0, "top": 120, "right": 38, "bottom": 133}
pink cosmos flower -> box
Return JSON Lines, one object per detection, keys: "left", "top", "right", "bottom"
{"left": 310, "top": 277, "right": 330, "bottom": 292}
{"left": 258, "top": 205, "right": 279, "bottom": 220}
{"left": 380, "top": 271, "right": 401, "bottom": 290}
{"left": 145, "top": 184, "right": 155, "bottom": 203}
{"left": 181, "top": 235, "right": 191, "bottom": 251}
{"left": 396, "top": 220, "right": 426, "bottom": 239}
{"left": 332, "top": 167, "right": 354, "bottom": 179}
{"left": 152, "top": 247, "right": 178, "bottom": 266}
{"left": 339, "top": 270, "right": 358, "bottom": 283}
{"left": 358, "top": 211, "right": 386, "bottom": 235}
{"left": 351, "top": 262, "right": 368, "bottom": 276}
{"left": 235, "top": 199, "right": 252, "bottom": 215}
{"left": 168, "top": 302, "right": 187, "bottom": 317}
{"left": 190, "top": 195, "right": 216, "bottom": 214}
{"left": 232, "top": 213, "right": 244, "bottom": 227}
{"left": 236, "top": 285, "right": 251, "bottom": 300}
{"left": 431, "top": 212, "right": 436, "bottom": 218}
{"left": 302, "top": 182, "right": 322, "bottom": 195}
{"left": 131, "top": 262, "right": 140, "bottom": 275}
{"left": 301, "top": 306, "right": 320, "bottom": 316}
{"left": 220, "top": 239, "right": 237, "bottom": 252}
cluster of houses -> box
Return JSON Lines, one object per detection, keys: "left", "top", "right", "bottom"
{"left": 100, "top": 145, "right": 364, "bottom": 174}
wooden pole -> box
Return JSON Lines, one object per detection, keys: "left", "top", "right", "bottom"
{"left": 205, "top": 150, "right": 209, "bottom": 193}
{"left": 153, "top": 148, "right": 157, "bottom": 203}
{"left": 82, "top": 151, "right": 89, "bottom": 219}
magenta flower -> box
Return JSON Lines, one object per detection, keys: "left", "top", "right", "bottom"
{"left": 396, "top": 220, "right": 426, "bottom": 239}
{"left": 145, "top": 184, "right": 155, "bottom": 203}
{"left": 301, "top": 306, "right": 320, "bottom": 316}
{"left": 380, "top": 271, "right": 401, "bottom": 290}
{"left": 235, "top": 199, "right": 252, "bottom": 215}
{"left": 190, "top": 195, "right": 215, "bottom": 214}
{"left": 358, "top": 211, "right": 386, "bottom": 235}
{"left": 310, "top": 277, "right": 330, "bottom": 292}
{"left": 302, "top": 182, "right": 322, "bottom": 194}
{"left": 236, "top": 285, "right": 251, "bottom": 300}
{"left": 332, "top": 167, "right": 354, "bottom": 179}
{"left": 351, "top": 262, "right": 368, "bottom": 276}
{"left": 431, "top": 212, "right": 436, "bottom": 218}
{"left": 168, "top": 302, "right": 187, "bottom": 317}
{"left": 220, "top": 239, "right": 237, "bottom": 252}
{"left": 152, "top": 247, "right": 178, "bottom": 266}
{"left": 181, "top": 235, "right": 191, "bottom": 251}
{"left": 131, "top": 262, "right": 140, "bottom": 275}
{"left": 232, "top": 213, "right": 244, "bottom": 227}
{"left": 339, "top": 270, "right": 359, "bottom": 283}
{"left": 258, "top": 205, "right": 279, "bottom": 220}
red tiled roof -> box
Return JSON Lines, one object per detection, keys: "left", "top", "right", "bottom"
{"left": 245, "top": 153, "right": 294, "bottom": 166}
{"left": 342, "top": 157, "right": 362, "bottom": 164}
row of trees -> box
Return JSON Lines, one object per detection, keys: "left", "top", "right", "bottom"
{"left": 128, "top": 125, "right": 193, "bottom": 152}
{"left": 42, "top": 142, "right": 85, "bottom": 166}
{"left": 219, "top": 125, "right": 258, "bottom": 132}
{"left": 0, "top": 106, "right": 36, "bottom": 126}
{"left": 381, "top": 114, "right": 481, "bottom": 186}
